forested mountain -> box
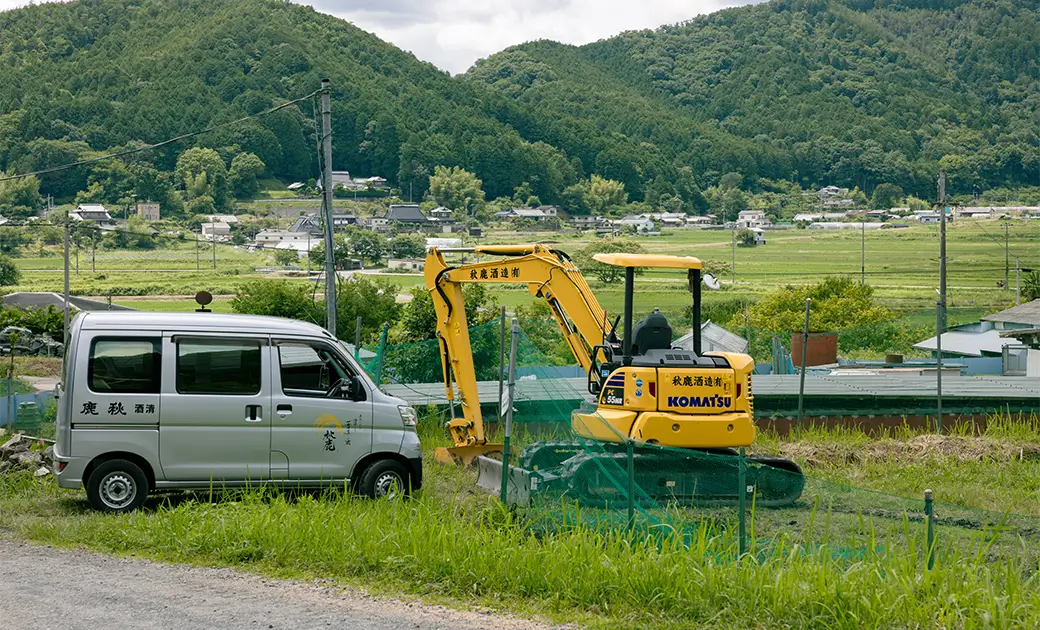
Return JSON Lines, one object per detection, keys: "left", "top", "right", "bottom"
{"left": 0, "top": 0, "right": 1035, "bottom": 216}
{"left": 0, "top": 0, "right": 568, "bottom": 207}
{"left": 467, "top": 0, "right": 1039, "bottom": 199}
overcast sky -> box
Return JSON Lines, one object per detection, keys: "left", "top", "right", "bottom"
{"left": 0, "top": 0, "right": 758, "bottom": 74}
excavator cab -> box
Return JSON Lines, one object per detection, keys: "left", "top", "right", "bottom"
{"left": 586, "top": 253, "right": 706, "bottom": 396}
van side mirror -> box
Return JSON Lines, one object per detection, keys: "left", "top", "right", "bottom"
{"left": 343, "top": 375, "right": 366, "bottom": 401}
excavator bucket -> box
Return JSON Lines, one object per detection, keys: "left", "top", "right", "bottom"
{"left": 432, "top": 443, "right": 504, "bottom": 467}
{"left": 475, "top": 456, "right": 538, "bottom": 504}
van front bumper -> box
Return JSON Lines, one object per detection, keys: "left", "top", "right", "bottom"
{"left": 407, "top": 457, "right": 422, "bottom": 491}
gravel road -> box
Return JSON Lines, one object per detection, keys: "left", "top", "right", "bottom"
{"left": 0, "top": 539, "right": 567, "bottom": 630}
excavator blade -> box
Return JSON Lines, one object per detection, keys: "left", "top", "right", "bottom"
{"left": 433, "top": 443, "right": 504, "bottom": 467}
{"left": 475, "top": 456, "right": 538, "bottom": 504}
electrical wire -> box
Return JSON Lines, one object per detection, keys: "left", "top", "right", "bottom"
{"left": 0, "top": 90, "right": 322, "bottom": 184}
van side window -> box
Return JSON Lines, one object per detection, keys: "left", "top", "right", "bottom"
{"left": 176, "top": 339, "right": 261, "bottom": 395}
{"left": 278, "top": 342, "right": 349, "bottom": 397}
{"left": 89, "top": 339, "right": 161, "bottom": 394}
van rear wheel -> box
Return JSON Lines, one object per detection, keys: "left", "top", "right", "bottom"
{"left": 86, "top": 459, "right": 149, "bottom": 513}
{"left": 357, "top": 460, "right": 410, "bottom": 500}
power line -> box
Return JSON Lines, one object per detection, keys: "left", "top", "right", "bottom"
{"left": 0, "top": 91, "right": 321, "bottom": 184}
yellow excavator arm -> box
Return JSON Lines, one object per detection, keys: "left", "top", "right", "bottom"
{"left": 424, "top": 244, "right": 611, "bottom": 464}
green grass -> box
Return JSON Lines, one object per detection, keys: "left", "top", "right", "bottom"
{"left": 2, "top": 413, "right": 1040, "bottom": 628}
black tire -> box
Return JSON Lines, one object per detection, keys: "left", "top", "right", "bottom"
{"left": 85, "top": 459, "right": 149, "bottom": 513}
{"left": 357, "top": 459, "right": 410, "bottom": 500}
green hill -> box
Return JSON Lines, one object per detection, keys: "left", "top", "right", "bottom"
{"left": 0, "top": 0, "right": 1035, "bottom": 213}
{"left": 465, "top": 0, "right": 1039, "bottom": 198}
{"left": 0, "top": 0, "right": 563, "bottom": 204}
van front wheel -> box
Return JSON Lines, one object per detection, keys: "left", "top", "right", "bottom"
{"left": 86, "top": 459, "right": 149, "bottom": 513}
{"left": 357, "top": 460, "right": 410, "bottom": 500}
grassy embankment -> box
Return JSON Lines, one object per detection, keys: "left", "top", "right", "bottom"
{"left": 2, "top": 412, "right": 1040, "bottom": 629}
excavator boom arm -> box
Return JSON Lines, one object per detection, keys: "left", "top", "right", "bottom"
{"left": 425, "top": 244, "right": 609, "bottom": 454}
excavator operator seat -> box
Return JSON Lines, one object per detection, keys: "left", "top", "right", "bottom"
{"left": 630, "top": 308, "right": 672, "bottom": 355}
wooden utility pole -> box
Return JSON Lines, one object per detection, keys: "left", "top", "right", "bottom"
{"left": 320, "top": 78, "right": 337, "bottom": 337}
{"left": 936, "top": 170, "right": 946, "bottom": 434}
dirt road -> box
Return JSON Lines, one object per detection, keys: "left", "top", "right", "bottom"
{"left": 0, "top": 539, "right": 566, "bottom": 630}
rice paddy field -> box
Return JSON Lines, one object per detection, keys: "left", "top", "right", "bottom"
{"left": 8, "top": 218, "right": 1036, "bottom": 316}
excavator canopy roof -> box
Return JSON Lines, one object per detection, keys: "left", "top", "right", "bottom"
{"left": 592, "top": 253, "right": 703, "bottom": 269}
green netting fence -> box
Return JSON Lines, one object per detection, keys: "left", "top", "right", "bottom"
{"left": 350, "top": 314, "right": 1040, "bottom": 571}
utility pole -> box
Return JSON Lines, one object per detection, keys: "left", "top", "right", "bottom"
{"left": 861, "top": 219, "right": 865, "bottom": 285}
{"left": 195, "top": 232, "right": 200, "bottom": 271}
{"left": 320, "top": 78, "right": 337, "bottom": 338}
{"left": 63, "top": 210, "right": 70, "bottom": 348}
{"left": 1016, "top": 257, "right": 1021, "bottom": 305}
{"left": 730, "top": 227, "right": 736, "bottom": 285}
{"left": 938, "top": 171, "right": 947, "bottom": 331}
{"left": 212, "top": 236, "right": 216, "bottom": 269}
{"left": 1003, "top": 222, "right": 1011, "bottom": 289}
{"left": 935, "top": 170, "right": 946, "bottom": 435}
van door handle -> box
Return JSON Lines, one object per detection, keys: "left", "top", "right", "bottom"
{"left": 276, "top": 404, "right": 293, "bottom": 416}
{"left": 245, "top": 405, "right": 262, "bottom": 422}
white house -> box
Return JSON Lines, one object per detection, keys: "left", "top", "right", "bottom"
{"left": 685, "top": 216, "right": 714, "bottom": 226}
{"left": 387, "top": 258, "right": 424, "bottom": 272}
{"left": 616, "top": 216, "right": 655, "bottom": 232}
{"left": 428, "top": 207, "right": 453, "bottom": 220}
{"left": 71, "top": 204, "right": 113, "bottom": 225}
{"left": 748, "top": 227, "right": 766, "bottom": 245}
{"left": 206, "top": 214, "right": 239, "bottom": 225}
{"left": 136, "top": 203, "right": 160, "bottom": 221}
{"left": 255, "top": 230, "right": 314, "bottom": 248}
{"left": 736, "top": 210, "right": 770, "bottom": 229}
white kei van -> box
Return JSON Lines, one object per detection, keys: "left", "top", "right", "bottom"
{"left": 53, "top": 312, "right": 422, "bottom": 512}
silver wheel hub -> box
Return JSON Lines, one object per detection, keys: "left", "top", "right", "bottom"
{"left": 374, "top": 472, "right": 403, "bottom": 499}
{"left": 99, "top": 472, "right": 136, "bottom": 509}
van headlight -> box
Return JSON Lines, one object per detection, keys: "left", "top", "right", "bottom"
{"left": 398, "top": 405, "right": 418, "bottom": 427}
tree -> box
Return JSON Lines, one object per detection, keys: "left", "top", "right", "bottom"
{"left": 0, "top": 173, "right": 42, "bottom": 218}
{"left": 719, "top": 172, "right": 743, "bottom": 190}
{"left": 575, "top": 240, "right": 646, "bottom": 284}
{"left": 585, "top": 175, "right": 627, "bottom": 215}
{"left": 736, "top": 228, "right": 757, "bottom": 246}
{"left": 0, "top": 255, "right": 20, "bottom": 286}
{"left": 335, "top": 276, "right": 402, "bottom": 343}
{"left": 428, "top": 165, "right": 485, "bottom": 218}
{"left": 274, "top": 248, "right": 299, "bottom": 267}
{"left": 748, "top": 277, "right": 891, "bottom": 333}
{"left": 308, "top": 237, "right": 350, "bottom": 268}
{"left": 175, "top": 148, "right": 229, "bottom": 208}
{"left": 1023, "top": 271, "right": 1040, "bottom": 302}
{"left": 870, "top": 183, "right": 904, "bottom": 210}
{"left": 349, "top": 230, "right": 387, "bottom": 264}
{"left": 228, "top": 152, "right": 266, "bottom": 198}
{"left": 231, "top": 280, "right": 322, "bottom": 324}
{"left": 389, "top": 234, "right": 425, "bottom": 259}
{"left": 187, "top": 195, "right": 216, "bottom": 216}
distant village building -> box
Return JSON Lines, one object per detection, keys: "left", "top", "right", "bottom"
{"left": 255, "top": 230, "right": 315, "bottom": 249}
{"left": 495, "top": 206, "right": 560, "bottom": 221}
{"left": 136, "top": 203, "right": 160, "bottom": 221}
{"left": 71, "top": 204, "right": 113, "bottom": 225}
{"left": 201, "top": 222, "right": 231, "bottom": 239}
{"left": 818, "top": 186, "right": 855, "bottom": 208}
{"left": 205, "top": 214, "right": 239, "bottom": 225}
{"left": 569, "top": 215, "right": 606, "bottom": 229}
{"left": 428, "top": 207, "right": 453, "bottom": 220}
{"left": 289, "top": 215, "right": 323, "bottom": 235}
{"left": 616, "top": 216, "right": 654, "bottom": 232}
{"left": 736, "top": 210, "right": 771, "bottom": 229}
{"left": 387, "top": 258, "right": 425, "bottom": 272}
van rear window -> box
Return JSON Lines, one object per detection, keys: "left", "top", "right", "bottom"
{"left": 176, "top": 340, "right": 261, "bottom": 395}
{"left": 89, "top": 339, "right": 161, "bottom": 394}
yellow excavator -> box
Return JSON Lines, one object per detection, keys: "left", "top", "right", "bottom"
{"left": 424, "top": 243, "right": 803, "bottom": 506}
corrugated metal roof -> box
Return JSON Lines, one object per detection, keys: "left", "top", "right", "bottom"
{"left": 913, "top": 329, "right": 1011, "bottom": 357}
{"left": 982, "top": 300, "right": 1040, "bottom": 326}
{"left": 674, "top": 321, "right": 749, "bottom": 354}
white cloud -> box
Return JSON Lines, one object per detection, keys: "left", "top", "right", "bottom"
{"left": 0, "top": 0, "right": 760, "bottom": 74}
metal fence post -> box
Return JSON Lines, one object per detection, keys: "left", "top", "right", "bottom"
{"left": 374, "top": 322, "right": 389, "bottom": 385}
{"left": 796, "top": 298, "right": 811, "bottom": 429}
{"left": 626, "top": 440, "right": 637, "bottom": 529}
{"left": 925, "top": 489, "right": 935, "bottom": 570}
{"left": 354, "top": 316, "right": 362, "bottom": 359}
{"left": 738, "top": 447, "right": 747, "bottom": 558}
{"left": 498, "top": 306, "right": 506, "bottom": 422}
{"left": 500, "top": 318, "right": 519, "bottom": 505}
